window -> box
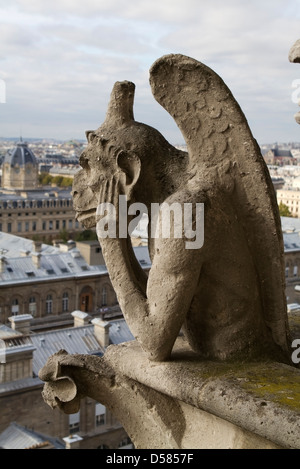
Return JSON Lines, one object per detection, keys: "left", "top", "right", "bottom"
{"left": 69, "top": 411, "right": 80, "bottom": 434}
{"left": 101, "top": 287, "right": 107, "bottom": 306}
{"left": 11, "top": 299, "right": 19, "bottom": 315}
{"left": 17, "top": 222, "right": 22, "bottom": 232}
{"left": 46, "top": 294, "right": 53, "bottom": 314}
{"left": 56, "top": 220, "right": 60, "bottom": 230}
{"left": 25, "top": 222, "right": 29, "bottom": 232}
{"left": 62, "top": 220, "right": 66, "bottom": 229}
{"left": 7, "top": 223, "right": 11, "bottom": 233}
{"left": 32, "top": 221, "right": 36, "bottom": 231}
{"left": 68, "top": 219, "right": 73, "bottom": 229}
{"left": 29, "top": 297, "right": 36, "bottom": 316}
{"left": 62, "top": 292, "right": 69, "bottom": 312}
{"left": 294, "top": 266, "right": 298, "bottom": 277}
{"left": 95, "top": 403, "right": 106, "bottom": 426}
{"left": 118, "top": 437, "right": 133, "bottom": 448}
{"left": 49, "top": 220, "right": 53, "bottom": 230}
{"left": 42, "top": 221, "right": 46, "bottom": 230}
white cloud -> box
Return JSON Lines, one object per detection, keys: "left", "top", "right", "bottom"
{"left": 0, "top": 0, "right": 299, "bottom": 142}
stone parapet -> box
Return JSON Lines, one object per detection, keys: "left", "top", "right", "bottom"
{"left": 39, "top": 337, "right": 300, "bottom": 449}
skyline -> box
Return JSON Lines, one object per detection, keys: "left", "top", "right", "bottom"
{"left": 0, "top": 1, "right": 300, "bottom": 145}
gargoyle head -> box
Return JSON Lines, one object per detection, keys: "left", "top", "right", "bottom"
{"left": 72, "top": 81, "right": 186, "bottom": 229}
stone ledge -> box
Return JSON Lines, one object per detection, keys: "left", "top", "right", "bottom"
{"left": 103, "top": 338, "right": 300, "bottom": 449}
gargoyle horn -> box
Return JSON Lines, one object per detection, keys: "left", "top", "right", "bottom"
{"left": 105, "top": 80, "right": 135, "bottom": 126}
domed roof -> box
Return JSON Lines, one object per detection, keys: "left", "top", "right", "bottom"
{"left": 4, "top": 140, "right": 37, "bottom": 167}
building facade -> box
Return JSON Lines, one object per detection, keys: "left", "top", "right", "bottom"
{"left": 0, "top": 140, "right": 82, "bottom": 240}
{"left": 263, "top": 148, "right": 295, "bottom": 166}
{"left": 0, "top": 315, "right": 134, "bottom": 449}
{"left": 277, "top": 188, "right": 300, "bottom": 217}
{"left": 0, "top": 232, "right": 151, "bottom": 331}
{"left": 281, "top": 217, "right": 300, "bottom": 305}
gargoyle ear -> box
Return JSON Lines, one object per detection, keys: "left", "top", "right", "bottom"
{"left": 116, "top": 150, "right": 141, "bottom": 199}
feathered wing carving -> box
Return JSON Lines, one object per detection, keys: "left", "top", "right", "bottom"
{"left": 149, "top": 54, "right": 291, "bottom": 357}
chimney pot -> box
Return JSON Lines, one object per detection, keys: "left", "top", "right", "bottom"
{"left": 92, "top": 318, "right": 111, "bottom": 348}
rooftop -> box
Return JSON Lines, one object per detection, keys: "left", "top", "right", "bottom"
{"left": 0, "top": 233, "right": 151, "bottom": 285}
{"left": 0, "top": 316, "right": 134, "bottom": 392}
{"left": 0, "top": 422, "right": 65, "bottom": 449}
{"left": 3, "top": 141, "right": 37, "bottom": 168}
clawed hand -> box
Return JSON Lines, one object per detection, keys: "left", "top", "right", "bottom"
{"left": 98, "top": 173, "right": 125, "bottom": 207}
{"left": 96, "top": 173, "right": 127, "bottom": 240}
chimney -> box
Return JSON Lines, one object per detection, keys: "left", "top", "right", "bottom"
{"left": 92, "top": 318, "right": 111, "bottom": 348}
{"left": 0, "top": 255, "right": 6, "bottom": 273}
{"left": 20, "top": 250, "right": 31, "bottom": 257}
{"left": 33, "top": 240, "right": 42, "bottom": 253}
{"left": 63, "top": 435, "right": 83, "bottom": 450}
{"left": 71, "top": 310, "right": 91, "bottom": 328}
{"left": 32, "top": 252, "right": 41, "bottom": 269}
{"left": 8, "top": 314, "right": 33, "bottom": 335}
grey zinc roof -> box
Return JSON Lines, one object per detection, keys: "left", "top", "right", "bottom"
{"left": 0, "top": 323, "right": 21, "bottom": 339}
{"left": 0, "top": 422, "right": 64, "bottom": 449}
{"left": 281, "top": 216, "right": 300, "bottom": 233}
{"left": 283, "top": 232, "right": 300, "bottom": 252}
{"left": 3, "top": 141, "right": 37, "bottom": 168}
{"left": 0, "top": 376, "right": 41, "bottom": 395}
{"left": 31, "top": 324, "right": 105, "bottom": 376}
{"left": 0, "top": 231, "right": 58, "bottom": 257}
{"left": 108, "top": 319, "right": 135, "bottom": 345}
{"left": 30, "top": 319, "right": 133, "bottom": 376}
{"left": 281, "top": 217, "right": 300, "bottom": 252}
{"left": 0, "top": 232, "right": 150, "bottom": 285}
{"left": 0, "top": 187, "right": 72, "bottom": 202}
{"left": 0, "top": 318, "right": 134, "bottom": 395}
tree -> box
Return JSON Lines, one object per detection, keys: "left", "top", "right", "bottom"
{"left": 278, "top": 201, "right": 292, "bottom": 217}
{"left": 74, "top": 229, "right": 98, "bottom": 241}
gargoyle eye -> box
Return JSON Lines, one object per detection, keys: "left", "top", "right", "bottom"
{"left": 79, "top": 153, "right": 90, "bottom": 170}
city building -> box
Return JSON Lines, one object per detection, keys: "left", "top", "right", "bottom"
{"left": 0, "top": 140, "right": 82, "bottom": 240}
{"left": 0, "top": 314, "right": 134, "bottom": 449}
{"left": 263, "top": 147, "right": 295, "bottom": 166}
{"left": 0, "top": 232, "right": 151, "bottom": 332}
{"left": 281, "top": 216, "right": 300, "bottom": 305}
{"left": 0, "top": 422, "right": 65, "bottom": 449}
{"left": 277, "top": 188, "right": 300, "bottom": 217}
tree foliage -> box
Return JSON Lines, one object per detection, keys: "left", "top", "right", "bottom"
{"left": 278, "top": 201, "right": 292, "bottom": 217}
{"left": 38, "top": 172, "right": 73, "bottom": 187}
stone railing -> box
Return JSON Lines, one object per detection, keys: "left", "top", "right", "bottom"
{"left": 39, "top": 336, "right": 300, "bottom": 449}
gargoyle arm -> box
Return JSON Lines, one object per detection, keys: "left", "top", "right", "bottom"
{"left": 100, "top": 235, "right": 202, "bottom": 361}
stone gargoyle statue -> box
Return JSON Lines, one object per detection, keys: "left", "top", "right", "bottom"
{"left": 289, "top": 39, "right": 300, "bottom": 124}
{"left": 70, "top": 53, "right": 292, "bottom": 364}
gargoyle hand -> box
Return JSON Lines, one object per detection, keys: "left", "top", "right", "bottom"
{"left": 96, "top": 173, "right": 127, "bottom": 240}
{"left": 38, "top": 350, "right": 85, "bottom": 414}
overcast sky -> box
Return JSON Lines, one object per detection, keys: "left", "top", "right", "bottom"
{"left": 0, "top": 0, "right": 300, "bottom": 145}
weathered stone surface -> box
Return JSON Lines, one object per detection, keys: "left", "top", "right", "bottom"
{"left": 289, "top": 39, "right": 300, "bottom": 63}
{"left": 289, "top": 39, "right": 300, "bottom": 125}
{"left": 39, "top": 339, "right": 300, "bottom": 449}
{"left": 72, "top": 54, "right": 292, "bottom": 364}
{"left": 40, "top": 54, "right": 300, "bottom": 449}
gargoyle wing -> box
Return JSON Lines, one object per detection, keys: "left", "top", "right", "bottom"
{"left": 149, "top": 54, "right": 290, "bottom": 357}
